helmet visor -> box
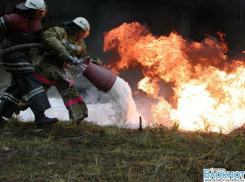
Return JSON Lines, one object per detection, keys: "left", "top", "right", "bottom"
{"left": 77, "top": 30, "right": 90, "bottom": 39}
{"left": 34, "top": 8, "right": 47, "bottom": 20}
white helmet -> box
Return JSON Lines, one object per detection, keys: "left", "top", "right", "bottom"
{"left": 24, "top": 0, "right": 47, "bottom": 20}
{"left": 73, "top": 17, "right": 90, "bottom": 32}
{"left": 25, "top": 0, "right": 47, "bottom": 11}
{"left": 73, "top": 17, "right": 90, "bottom": 39}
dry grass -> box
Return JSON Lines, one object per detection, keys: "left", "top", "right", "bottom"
{"left": 1, "top": 119, "right": 245, "bottom": 182}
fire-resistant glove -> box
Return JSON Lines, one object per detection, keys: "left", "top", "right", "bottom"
{"left": 76, "top": 56, "right": 90, "bottom": 64}
{"left": 91, "top": 57, "right": 103, "bottom": 66}
{"left": 66, "top": 55, "right": 79, "bottom": 65}
{"left": 77, "top": 56, "right": 103, "bottom": 66}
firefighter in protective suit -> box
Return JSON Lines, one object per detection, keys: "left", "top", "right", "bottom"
{"left": 0, "top": 0, "right": 58, "bottom": 127}
{"left": 18, "top": 17, "right": 102, "bottom": 124}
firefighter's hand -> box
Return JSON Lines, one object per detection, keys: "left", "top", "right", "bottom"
{"left": 92, "top": 57, "right": 103, "bottom": 66}
{"left": 66, "top": 55, "right": 79, "bottom": 65}
{"left": 77, "top": 56, "right": 90, "bottom": 64}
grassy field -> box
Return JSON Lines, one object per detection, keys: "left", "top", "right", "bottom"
{"left": 1, "top": 120, "right": 245, "bottom": 182}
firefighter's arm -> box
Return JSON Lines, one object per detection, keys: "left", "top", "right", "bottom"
{"left": 77, "top": 52, "right": 88, "bottom": 60}
{"left": 0, "top": 15, "right": 13, "bottom": 32}
{"left": 0, "top": 15, "right": 15, "bottom": 58}
{"left": 42, "top": 27, "right": 69, "bottom": 60}
{"left": 77, "top": 39, "right": 88, "bottom": 59}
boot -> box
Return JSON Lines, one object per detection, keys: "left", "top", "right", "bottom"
{"left": 15, "top": 108, "right": 20, "bottom": 115}
{"left": 18, "top": 101, "right": 29, "bottom": 111}
{"left": 0, "top": 116, "right": 7, "bottom": 127}
{"left": 35, "top": 111, "right": 58, "bottom": 127}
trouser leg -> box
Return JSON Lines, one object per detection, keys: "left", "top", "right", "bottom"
{"left": 14, "top": 72, "right": 57, "bottom": 126}
{"left": 0, "top": 74, "right": 22, "bottom": 118}
{"left": 16, "top": 72, "right": 51, "bottom": 115}
{"left": 18, "top": 84, "right": 51, "bottom": 111}
{"left": 56, "top": 81, "right": 88, "bottom": 123}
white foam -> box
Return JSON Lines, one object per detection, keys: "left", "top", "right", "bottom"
{"left": 18, "top": 76, "right": 144, "bottom": 128}
{"left": 107, "top": 76, "right": 142, "bottom": 128}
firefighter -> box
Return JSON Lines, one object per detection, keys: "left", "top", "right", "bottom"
{"left": 18, "top": 17, "right": 102, "bottom": 124}
{"left": 0, "top": 0, "right": 58, "bottom": 127}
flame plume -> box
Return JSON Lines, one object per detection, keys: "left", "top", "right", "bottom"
{"left": 104, "top": 22, "right": 245, "bottom": 133}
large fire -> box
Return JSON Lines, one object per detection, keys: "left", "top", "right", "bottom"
{"left": 103, "top": 22, "right": 245, "bottom": 133}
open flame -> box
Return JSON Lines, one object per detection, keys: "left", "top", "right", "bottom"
{"left": 103, "top": 22, "right": 245, "bottom": 133}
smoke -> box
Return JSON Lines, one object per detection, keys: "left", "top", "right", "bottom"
{"left": 83, "top": 86, "right": 110, "bottom": 104}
